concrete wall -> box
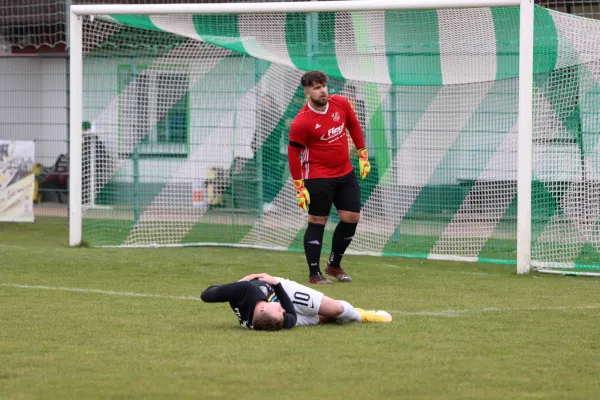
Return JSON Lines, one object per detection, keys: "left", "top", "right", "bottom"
{"left": 0, "top": 56, "right": 68, "bottom": 167}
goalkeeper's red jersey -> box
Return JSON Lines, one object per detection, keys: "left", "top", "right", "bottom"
{"left": 288, "top": 94, "right": 366, "bottom": 180}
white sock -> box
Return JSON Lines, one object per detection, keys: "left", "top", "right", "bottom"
{"left": 336, "top": 300, "right": 362, "bottom": 322}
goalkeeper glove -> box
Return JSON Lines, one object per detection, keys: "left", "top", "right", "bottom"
{"left": 358, "top": 148, "right": 371, "bottom": 180}
{"left": 293, "top": 179, "right": 310, "bottom": 212}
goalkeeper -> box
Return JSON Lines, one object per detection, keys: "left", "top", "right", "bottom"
{"left": 201, "top": 273, "right": 392, "bottom": 331}
{"left": 287, "top": 70, "right": 371, "bottom": 284}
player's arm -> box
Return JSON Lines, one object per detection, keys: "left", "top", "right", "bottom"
{"left": 200, "top": 281, "right": 249, "bottom": 303}
{"left": 341, "top": 96, "right": 370, "bottom": 179}
{"left": 273, "top": 282, "right": 297, "bottom": 329}
{"left": 287, "top": 120, "right": 306, "bottom": 181}
{"left": 341, "top": 96, "right": 366, "bottom": 150}
{"left": 287, "top": 120, "right": 310, "bottom": 211}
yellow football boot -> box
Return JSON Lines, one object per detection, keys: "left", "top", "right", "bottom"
{"left": 358, "top": 309, "right": 392, "bottom": 323}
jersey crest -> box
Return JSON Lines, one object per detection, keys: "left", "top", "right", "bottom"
{"left": 331, "top": 111, "right": 341, "bottom": 122}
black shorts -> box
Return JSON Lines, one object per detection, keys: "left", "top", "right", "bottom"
{"left": 304, "top": 171, "right": 361, "bottom": 216}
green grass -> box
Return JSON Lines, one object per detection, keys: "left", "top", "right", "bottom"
{"left": 1, "top": 222, "right": 600, "bottom": 399}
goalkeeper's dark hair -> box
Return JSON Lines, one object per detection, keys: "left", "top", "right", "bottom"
{"left": 252, "top": 312, "right": 284, "bottom": 332}
{"left": 301, "top": 70, "right": 328, "bottom": 88}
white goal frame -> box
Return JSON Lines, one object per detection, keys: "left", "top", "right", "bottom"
{"left": 68, "top": 0, "right": 535, "bottom": 274}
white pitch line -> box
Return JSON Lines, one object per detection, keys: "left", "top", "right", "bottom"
{"left": 3, "top": 284, "right": 600, "bottom": 318}
{"left": 391, "top": 309, "right": 469, "bottom": 317}
{"left": 389, "top": 305, "right": 600, "bottom": 317}
{"left": 382, "top": 264, "right": 489, "bottom": 276}
{"left": 0, "top": 283, "right": 201, "bottom": 301}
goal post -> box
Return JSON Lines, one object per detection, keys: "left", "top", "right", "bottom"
{"left": 71, "top": 0, "right": 591, "bottom": 275}
{"left": 69, "top": 8, "right": 83, "bottom": 248}
{"left": 517, "top": 0, "right": 534, "bottom": 274}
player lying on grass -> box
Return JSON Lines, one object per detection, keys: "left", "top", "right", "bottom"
{"left": 200, "top": 273, "right": 392, "bottom": 331}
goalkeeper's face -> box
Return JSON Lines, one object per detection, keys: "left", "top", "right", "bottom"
{"left": 305, "top": 82, "right": 329, "bottom": 107}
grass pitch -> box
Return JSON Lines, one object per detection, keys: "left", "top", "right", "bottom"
{"left": 1, "top": 221, "right": 600, "bottom": 399}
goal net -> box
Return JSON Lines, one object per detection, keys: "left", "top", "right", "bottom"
{"left": 72, "top": 2, "right": 600, "bottom": 274}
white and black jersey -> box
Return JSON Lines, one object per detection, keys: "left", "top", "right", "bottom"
{"left": 200, "top": 280, "right": 297, "bottom": 329}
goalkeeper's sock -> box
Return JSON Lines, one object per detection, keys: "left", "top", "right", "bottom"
{"left": 304, "top": 222, "right": 325, "bottom": 275}
{"left": 335, "top": 300, "right": 362, "bottom": 322}
{"left": 328, "top": 221, "right": 358, "bottom": 267}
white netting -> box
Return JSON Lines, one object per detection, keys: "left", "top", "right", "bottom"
{"left": 77, "top": 6, "right": 600, "bottom": 272}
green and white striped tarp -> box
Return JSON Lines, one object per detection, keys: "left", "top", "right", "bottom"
{"left": 101, "top": 7, "right": 566, "bottom": 85}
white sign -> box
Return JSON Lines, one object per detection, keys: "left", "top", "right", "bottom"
{"left": 0, "top": 140, "right": 35, "bottom": 222}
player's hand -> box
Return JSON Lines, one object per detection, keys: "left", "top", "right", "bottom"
{"left": 257, "top": 273, "right": 280, "bottom": 285}
{"left": 293, "top": 179, "right": 310, "bottom": 212}
{"left": 358, "top": 148, "right": 371, "bottom": 180}
{"left": 238, "top": 274, "right": 261, "bottom": 282}
{"left": 243, "top": 273, "right": 280, "bottom": 285}
{"left": 238, "top": 273, "right": 280, "bottom": 285}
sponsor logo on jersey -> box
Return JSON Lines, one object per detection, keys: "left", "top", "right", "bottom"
{"left": 320, "top": 123, "right": 345, "bottom": 142}
{"left": 331, "top": 111, "right": 341, "bottom": 122}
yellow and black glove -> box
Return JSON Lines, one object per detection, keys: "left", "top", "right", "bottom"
{"left": 293, "top": 179, "right": 310, "bottom": 212}
{"left": 358, "top": 148, "right": 371, "bottom": 180}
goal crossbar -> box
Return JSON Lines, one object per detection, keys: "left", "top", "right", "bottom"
{"left": 71, "top": 0, "right": 522, "bottom": 16}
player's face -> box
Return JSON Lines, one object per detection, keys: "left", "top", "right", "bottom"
{"left": 305, "top": 82, "right": 328, "bottom": 107}
{"left": 263, "top": 301, "right": 285, "bottom": 321}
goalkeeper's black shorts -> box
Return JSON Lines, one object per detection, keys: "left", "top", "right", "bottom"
{"left": 304, "top": 171, "right": 361, "bottom": 217}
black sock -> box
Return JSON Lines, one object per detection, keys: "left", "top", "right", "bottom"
{"left": 328, "top": 221, "right": 358, "bottom": 267}
{"left": 304, "top": 222, "right": 325, "bottom": 275}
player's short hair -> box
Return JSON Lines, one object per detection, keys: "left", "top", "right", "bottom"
{"left": 252, "top": 312, "right": 284, "bottom": 332}
{"left": 301, "top": 70, "right": 328, "bottom": 88}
